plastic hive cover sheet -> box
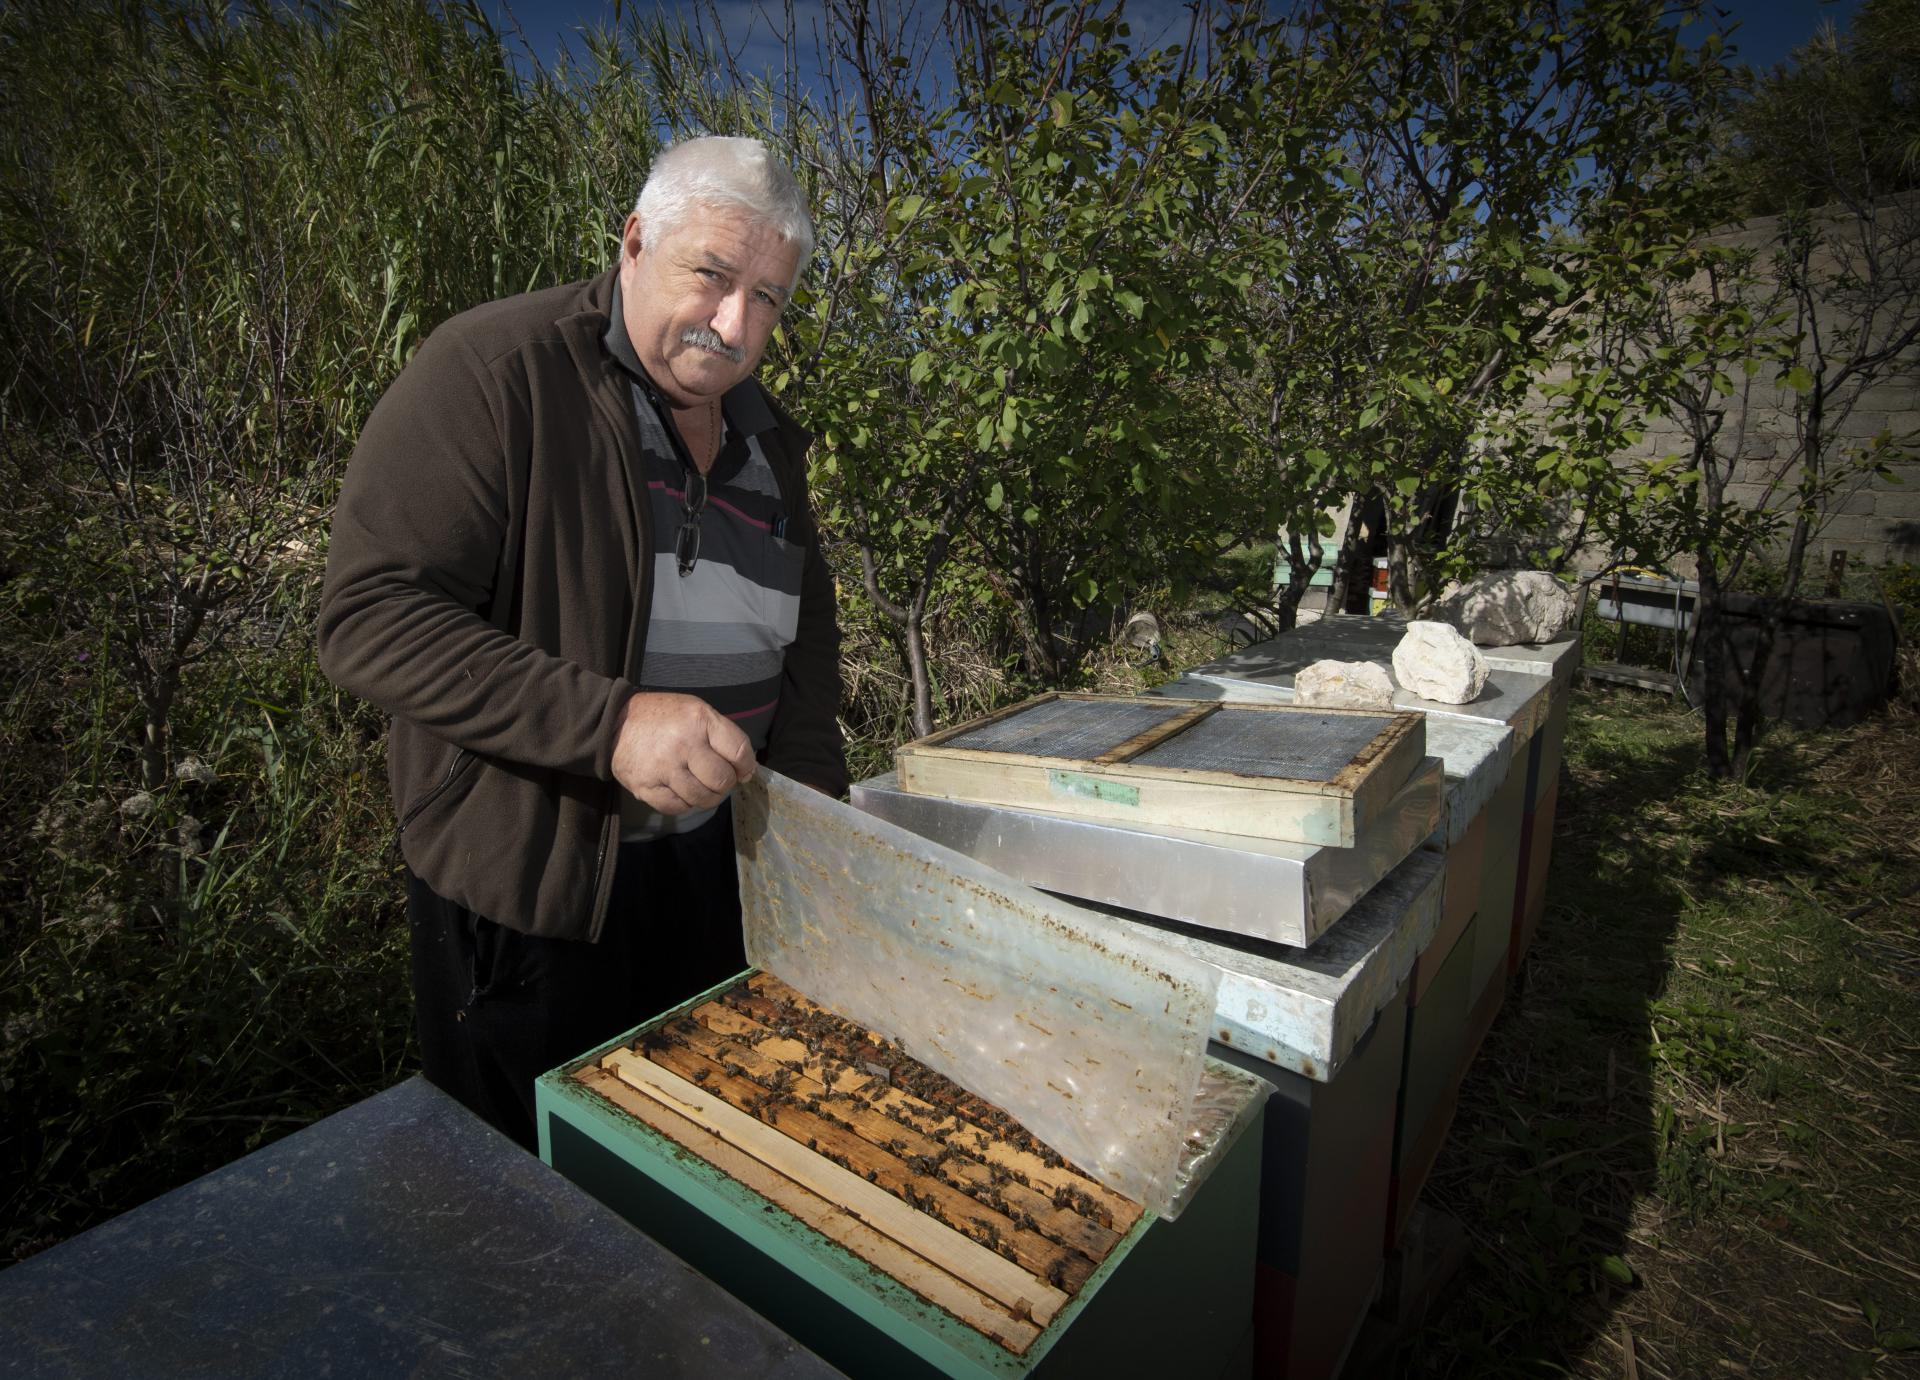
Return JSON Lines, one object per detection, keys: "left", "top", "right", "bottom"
{"left": 734, "top": 769, "right": 1229, "bottom": 1219}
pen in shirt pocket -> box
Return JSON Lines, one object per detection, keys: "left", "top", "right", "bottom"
{"left": 771, "top": 511, "right": 789, "bottom": 539}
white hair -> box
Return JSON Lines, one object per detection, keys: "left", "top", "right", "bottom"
{"left": 635, "top": 137, "right": 815, "bottom": 288}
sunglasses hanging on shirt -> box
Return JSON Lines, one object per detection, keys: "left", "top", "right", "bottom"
{"left": 674, "top": 396, "right": 725, "bottom": 577}
{"left": 676, "top": 465, "right": 707, "bottom": 577}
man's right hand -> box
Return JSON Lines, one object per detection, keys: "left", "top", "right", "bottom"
{"left": 611, "top": 692, "right": 756, "bottom": 815}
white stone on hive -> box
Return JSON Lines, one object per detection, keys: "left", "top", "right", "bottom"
{"left": 1392, "top": 621, "right": 1489, "bottom": 704}
{"left": 1293, "top": 659, "right": 1396, "bottom": 709}
{"left": 1429, "top": 569, "right": 1580, "bottom": 647}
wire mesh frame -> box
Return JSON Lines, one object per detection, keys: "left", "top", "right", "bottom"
{"left": 937, "top": 696, "right": 1194, "bottom": 761}
{"left": 1130, "top": 707, "right": 1399, "bottom": 782}
{"left": 904, "top": 693, "right": 1419, "bottom": 791}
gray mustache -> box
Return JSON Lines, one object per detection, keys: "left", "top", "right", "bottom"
{"left": 681, "top": 327, "right": 744, "bottom": 364}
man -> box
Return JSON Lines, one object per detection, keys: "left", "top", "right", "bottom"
{"left": 317, "top": 137, "right": 847, "bottom": 1150}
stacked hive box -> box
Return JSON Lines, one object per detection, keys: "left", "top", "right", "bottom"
{"left": 1381, "top": 718, "right": 1511, "bottom": 1254}
{"left": 1176, "top": 622, "right": 1579, "bottom": 1340}
{"left": 1478, "top": 639, "right": 1580, "bottom": 975}
{"left": 858, "top": 688, "right": 1451, "bottom": 1377}
{"left": 858, "top": 619, "right": 1580, "bottom": 1377}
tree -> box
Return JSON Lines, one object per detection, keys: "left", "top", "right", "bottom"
{"left": 622, "top": 1, "right": 1748, "bottom": 730}
{"left": 1583, "top": 0, "right": 1920, "bottom": 778}
{"left": 743, "top": 0, "right": 1288, "bottom": 732}
{"left": 1605, "top": 0, "right": 1920, "bottom": 775}
{"left": 1728, "top": 0, "right": 1919, "bottom": 216}
{"left": 0, "top": 3, "right": 359, "bottom": 792}
{"left": 1285, "top": 0, "right": 1737, "bottom": 613}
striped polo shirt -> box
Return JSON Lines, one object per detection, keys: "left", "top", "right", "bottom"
{"left": 605, "top": 286, "right": 805, "bottom": 839}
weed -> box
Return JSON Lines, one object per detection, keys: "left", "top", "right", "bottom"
{"left": 0, "top": 645, "right": 409, "bottom": 1262}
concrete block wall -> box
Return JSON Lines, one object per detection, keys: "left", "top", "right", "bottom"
{"left": 1561, "top": 197, "right": 1920, "bottom": 573}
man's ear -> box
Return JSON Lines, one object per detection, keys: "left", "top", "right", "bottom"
{"left": 620, "top": 212, "right": 645, "bottom": 265}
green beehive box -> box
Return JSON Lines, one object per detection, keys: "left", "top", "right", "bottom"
{"left": 537, "top": 972, "right": 1266, "bottom": 1380}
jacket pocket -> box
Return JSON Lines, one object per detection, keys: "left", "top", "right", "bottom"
{"left": 398, "top": 747, "right": 478, "bottom": 835}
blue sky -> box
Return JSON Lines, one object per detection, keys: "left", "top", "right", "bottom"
{"left": 494, "top": 0, "right": 1203, "bottom": 76}
{"left": 1680, "top": 0, "right": 1863, "bottom": 67}
{"left": 489, "top": 0, "right": 1867, "bottom": 79}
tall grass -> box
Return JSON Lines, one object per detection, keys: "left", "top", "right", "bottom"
{"left": 0, "top": 0, "right": 661, "bottom": 1258}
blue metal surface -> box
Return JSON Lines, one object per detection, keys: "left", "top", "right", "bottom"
{"left": 0, "top": 1077, "right": 841, "bottom": 1379}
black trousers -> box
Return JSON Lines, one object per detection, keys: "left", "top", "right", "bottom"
{"left": 406, "top": 801, "right": 746, "bottom": 1151}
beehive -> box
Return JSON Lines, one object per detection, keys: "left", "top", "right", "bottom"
{"left": 539, "top": 972, "right": 1266, "bottom": 1380}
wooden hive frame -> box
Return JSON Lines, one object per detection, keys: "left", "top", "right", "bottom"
{"left": 567, "top": 972, "right": 1144, "bottom": 1357}
{"left": 894, "top": 691, "right": 1426, "bottom": 847}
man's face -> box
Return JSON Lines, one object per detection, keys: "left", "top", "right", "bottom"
{"left": 618, "top": 202, "right": 800, "bottom": 407}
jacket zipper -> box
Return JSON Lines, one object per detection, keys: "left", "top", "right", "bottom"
{"left": 581, "top": 366, "right": 657, "bottom": 938}
{"left": 397, "top": 748, "right": 476, "bottom": 835}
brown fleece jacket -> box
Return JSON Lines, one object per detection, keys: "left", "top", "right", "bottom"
{"left": 317, "top": 267, "right": 846, "bottom": 941}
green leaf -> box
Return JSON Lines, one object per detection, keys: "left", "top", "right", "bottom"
{"left": 1780, "top": 365, "right": 1815, "bottom": 393}
{"left": 1116, "top": 290, "right": 1146, "bottom": 319}
{"left": 1394, "top": 476, "right": 1420, "bottom": 497}
{"left": 1599, "top": 1255, "right": 1635, "bottom": 1286}
{"left": 908, "top": 352, "right": 933, "bottom": 385}
{"left": 1524, "top": 265, "right": 1571, "bottom": 297}
{"left": 997, "top": 397, "right": 1020, "bottom": 445}
{"left": 391, "top": 311, "right": 417, "bottom": 367}
{"left": 985, "top": 481, "right": 1004, "bottom": 512}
